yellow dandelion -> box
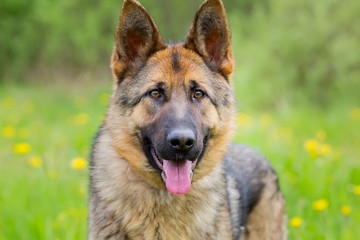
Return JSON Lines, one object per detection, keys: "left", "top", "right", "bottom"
{"left": 260, "top": 114, "right": 273, "bottom": 127}
{"left": 318, "top": 143, "right": 332, "bottom": 156}
{"left": 304, "top": 139, "right": 319, "bottom": 158}
{"left": 2, "top": 126, "right": 16, "bottom": 138}
{"left": 99, "top": 92, "right": 110, "bottom": 106}
{"left": 14, "top": 143, "right": 31, "bottom": 154}
{"left": 18, "top": 127, "right": 30, "bottom": 139}
{"left": 340, "top": 205, "right": 351, "bottom": 216}
{"left": 71, "top": 157, "right": 88, "bottom": 170}
{"left": 74, "top": 113, "right": 89, "bottom": 125}
{"left": 28, "top": 156, "right": 42, "bottom": 168}
{"left": 350, "top": 107, "right": 360, "bottom": 121}
{"left": 312, "top": 199, "right": 329, "bottom": 211}
{"left": 290, "top": 217, "right": 302, "bottom": 228}
{"left": 316, "top": 130, "right": 327, "bottom": 141}
{"left": 353, "top": 185, "right": 360, "bottom": 195}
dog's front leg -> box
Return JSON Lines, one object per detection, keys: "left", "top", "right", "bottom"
{"left": 244, "top": 172, "right": 287, "bottom": 240}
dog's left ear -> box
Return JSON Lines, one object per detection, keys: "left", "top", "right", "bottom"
{"left": 185, "top": 0, "right": 233, "bottom": 80}
{"left": 112, "top": 0, "right": 165, "bottom": 83}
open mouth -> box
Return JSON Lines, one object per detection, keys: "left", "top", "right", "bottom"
{"left": 151, "top": 147, "right": 197, "bottom": 194}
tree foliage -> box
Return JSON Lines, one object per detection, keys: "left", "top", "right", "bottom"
{"left": 1, "top": 0, "right": 359, "bottom": 106}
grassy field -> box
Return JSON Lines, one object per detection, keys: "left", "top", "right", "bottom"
{"left": 0, "top": 82, "right": 359, "bottom": 239}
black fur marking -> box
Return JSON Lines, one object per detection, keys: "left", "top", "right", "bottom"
{"left": 116, "top": 69, "right": 128, "bottom": 85}
{"left": 117, "top": 89, "right": 142, "bottom": 108}
{"left": 223, "top": 93, "right": 230, "bottom": 105}
{"left": 104, "top": 227, "right": 121, "bottom": 240}
{"left": 218, "top": 69, "right": 229, "bottom": 81}
{"left": 223, "top": 160, "right": 247, "bottom": 240}
{"left": 223, "top": 143, "right": 271, "bottom": 239}
{"left": 203, "top": 60, "right": 229, "bottom": 82}
{"left": 194, "top": 133, "right": 209, "bottom": 169}
{"left": 88, "top": 123, "right": 105, "bottom": 200}
{"left": 89, "top": 123, "right": 105, "bottom": 168}
{"left": 171, "top": 50, "right": 181, "bottom": 72}
{"left": 155, "top": 81, "right": 166, "bottom": 91}
{"left": 189, "top": 80, "right": 199, "bottom": 90}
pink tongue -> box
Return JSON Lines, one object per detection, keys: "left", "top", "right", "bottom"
{"left": 163, "top": 160, "right": 192, "bottom": 194}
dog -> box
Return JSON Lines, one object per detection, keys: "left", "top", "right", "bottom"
{"left": 88, "top": 0, "right": 287, "bottom": 239}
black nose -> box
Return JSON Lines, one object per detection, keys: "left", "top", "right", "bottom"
{"left": 167, "top": 128, "right": 195, "bottom": 151}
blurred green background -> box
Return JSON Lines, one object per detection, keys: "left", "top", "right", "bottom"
{"left": 1, "top": 0, "right": 359, "bottom": 239}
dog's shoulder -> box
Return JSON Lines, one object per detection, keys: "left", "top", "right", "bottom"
{"left": 222, "top": 143, "right": 280, "bottom": 238}
{"left": 224, "top": 143, "right": 277, "bottom": 184}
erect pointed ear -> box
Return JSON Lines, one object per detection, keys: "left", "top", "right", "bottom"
{"left": 112, "top": 0, "right": 165, "bottom": 83}
{"left": 185, "top": 0, "right": 233, "bottom": 80}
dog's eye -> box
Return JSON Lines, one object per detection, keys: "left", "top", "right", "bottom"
{"left": 193, "top": 90, "right": 205, "bottom": 100}
{"left": 149, "top": 90, "right": 161, "bottom": 99}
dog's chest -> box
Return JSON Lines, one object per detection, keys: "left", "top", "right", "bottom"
{"left": 117, "top": 188, "right": 232, "bottom": 240}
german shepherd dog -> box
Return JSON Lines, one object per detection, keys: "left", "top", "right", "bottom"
{"left": 89, "top": 0, "right": 287, "bottom": 239}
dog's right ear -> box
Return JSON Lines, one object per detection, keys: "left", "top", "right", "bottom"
{"left": 112, "top": 0, "right": 165, "bottom": 83}
{"left": 185, "top": 0, "right": 233, "bottom": 81}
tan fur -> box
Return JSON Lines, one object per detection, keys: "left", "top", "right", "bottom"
{"left": 90, "top": 128, "right": 235, "bottom": 240}
{"left": 245, "top": 172, "right": 287, "bottom": 240}
{"left": 89, "top": 0, "right": 287, "bottom": 239}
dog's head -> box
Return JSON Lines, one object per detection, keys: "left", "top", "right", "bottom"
{"left": 106, "top": 0, "right": 236, "bottom": 194}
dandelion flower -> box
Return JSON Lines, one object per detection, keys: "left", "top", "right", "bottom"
{"left": 354, "top": 185, "right": 360, "bottom": 195}
{"left": 74, "top": 113, "right": 89, "bottom": 125}
{"left": 71, "top": 157, "right": 88, "bottom": 170}
{"left": 28, "top": 156, "right": 42, "bottom": 168}
{"left": 290, "top": 217, "right": 302, "bottom": 228}
{"left": 14, "top": 143, "right": 31, "bottom": 154}
{"left": 312, "top": 199, "right": 329, "bottom": 211}
{"left": 2, "top": 126, "right": 15, "bottom": 138}
{"left": 304, "top": 139, "right": 319, "bottom": 158}
{"left": 340, "top": 205, "right": 351, "bottom": 216}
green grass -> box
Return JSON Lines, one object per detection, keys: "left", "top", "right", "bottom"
{"left": 0, "top": 82, "right": 359, "bottom": 239}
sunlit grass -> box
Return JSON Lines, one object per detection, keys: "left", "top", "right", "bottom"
{"left": 0, "top": 83, "right": 359, "bottom": 239}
